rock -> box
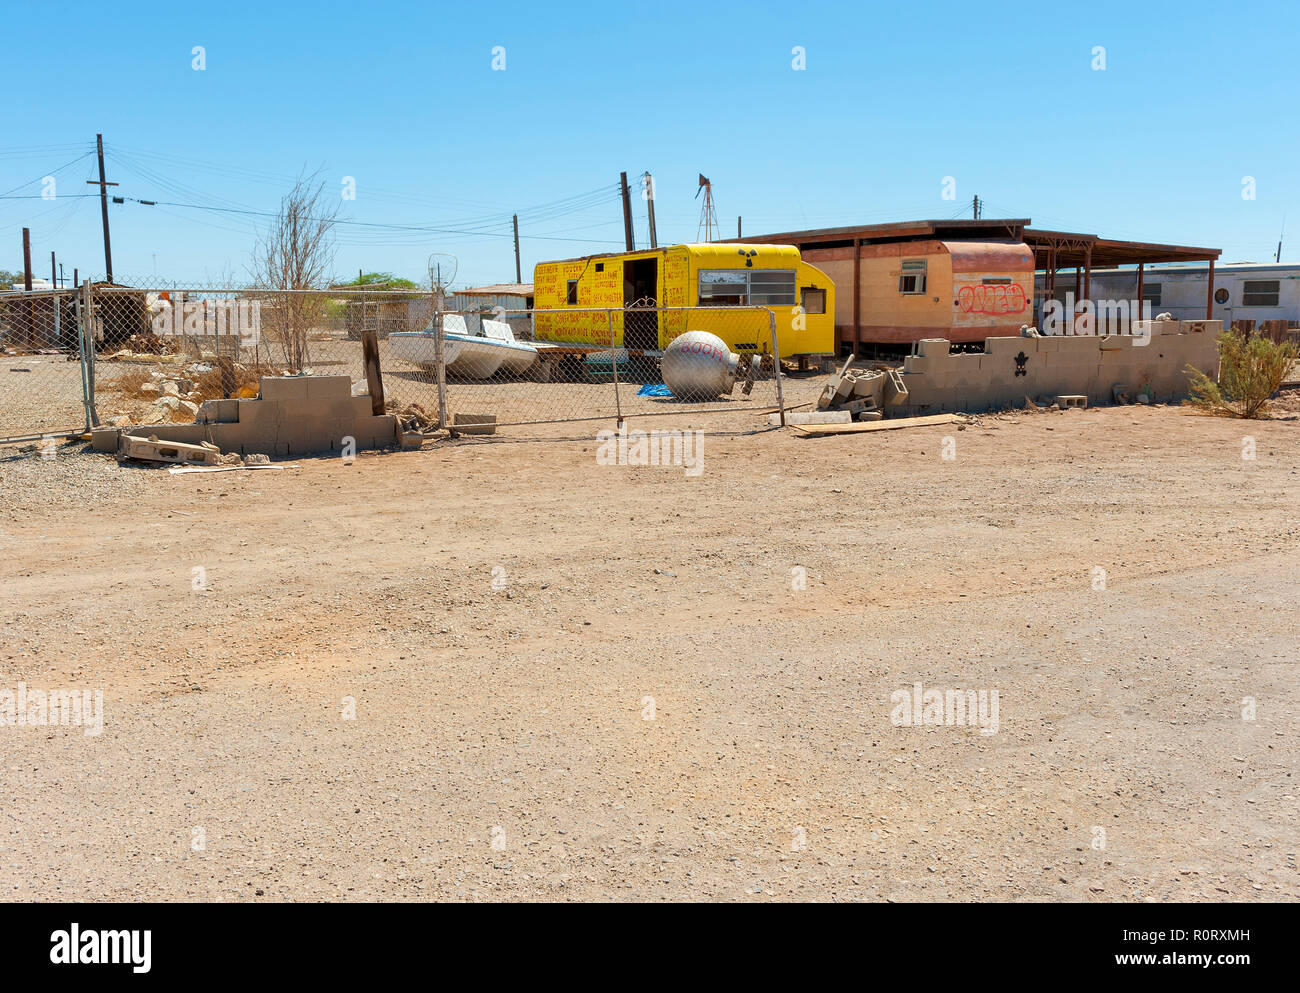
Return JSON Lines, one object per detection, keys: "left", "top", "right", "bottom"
{"left": 139, "top": 382, "right": 159, "bottom": 394}
{"left": 109, "top": 415, "right": 133, "bottom": 427}
{"left": 245, "top": 453, "right": 271, "bottom": 465}
{"left": 142, "top": 395, "right": 197, "bottom": 423}
{"left": 160, "top": 381, "right": 181, "bottom": 396}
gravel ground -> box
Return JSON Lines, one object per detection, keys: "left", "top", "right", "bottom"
{"left": 1, "top": 401, "right": 1297, "bottom": 902}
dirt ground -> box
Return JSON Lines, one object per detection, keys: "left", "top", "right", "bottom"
{"left": 1, "top": 400, "right": 1297, "bottom": 902}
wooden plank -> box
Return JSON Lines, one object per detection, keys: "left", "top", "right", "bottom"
{"left": 791, "top": 413, "right": 963, "bottom": 436}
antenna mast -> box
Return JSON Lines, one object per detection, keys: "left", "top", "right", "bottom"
{"left": 696, "top": 174, "right": 718, "bottom": 243}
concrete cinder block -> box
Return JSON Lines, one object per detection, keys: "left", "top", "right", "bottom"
{"left": 236, "top": 399, "right": 287, "bottom": 427}
{"left": 91, "top": 427, "right": 122, "bottom": 452}
{"left": 121, "top": 434, "right": 219, "bottom": 465}
{"left": 304, "top": 375, "right": 353, "bottom": 399}
{"left": 916, "top": 338, "right": 952, "bottom": 358}
{"left": 258, "top": 376, "right": 312, "bottom": 401}
{"left": 196, "top": 398, "right": 239, "bottom": 424}
{"left": 453, "top": 412, "right": 496, "bottom": 436}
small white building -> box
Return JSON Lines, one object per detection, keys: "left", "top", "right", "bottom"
{"left": 1037, "top": 262, "right": 1299, "bottom": 328}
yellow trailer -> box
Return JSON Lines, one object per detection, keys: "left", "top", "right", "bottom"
{"left": 532, "top": 243, "right": 835, "bottom": 358}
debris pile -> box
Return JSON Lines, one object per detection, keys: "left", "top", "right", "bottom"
{"left": 815, "top": 363, "right": 908, "bottom": 421}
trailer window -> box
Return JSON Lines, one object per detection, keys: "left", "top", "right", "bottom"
{"left": 800, "top": 287, "right": 826, "bottom": 314}
{"left": 698, "top": 268, "right": 795, "bottom": 306}
{"left": 566, "top": 280, "right": 579, "bottom": 305}
{"left": 899, "top": 260, "right": 927, "bottom": 295}
{"left": 748, "top": 270, "right": 796, "bottom": 305}
{"left": 698, "top": 269, "right": 748, "bottom": 305}
{"left": 1142, "top": 282, "right": 1162, "bottom": 307}
{"left": 1242, "top": 279, "right": 1280, "bottom": 307}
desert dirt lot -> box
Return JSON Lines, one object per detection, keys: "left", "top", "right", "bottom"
{"left": 1, "top": 400, "right": 1297, "bottom": 902}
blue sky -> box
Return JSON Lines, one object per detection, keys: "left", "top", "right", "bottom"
{"left": 2, "top": 0, "right": 1296, "bottom": 288}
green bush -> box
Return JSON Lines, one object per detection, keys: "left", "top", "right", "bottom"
{"left": 1186, "top": 330, "right": 1297, "bottom": 418}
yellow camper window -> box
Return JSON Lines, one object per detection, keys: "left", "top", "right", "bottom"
{"left": 899, "top": 260, "right": 927, "bottom": 295}
{"left": 748, "top": 270, "right": 796, "bottom": 305}
{"left": 566, "top": 280, "right": 579, "bottom": 305}
{"left": 698, "top": 270, "right": 748, "bottom": 305}
{"left": 698, "top": 269, "right": 795, "bottom": 306}
{"left": 800, "top": 287, "right": 826, "bottom": 314}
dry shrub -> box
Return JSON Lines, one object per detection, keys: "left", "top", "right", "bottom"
{"left": 1187, "top": 330, "right": 1298, "bottom": 418}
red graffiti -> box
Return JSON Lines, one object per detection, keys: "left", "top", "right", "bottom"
{"left": 957, "top": 283, "right": 1027, "bottom": 316}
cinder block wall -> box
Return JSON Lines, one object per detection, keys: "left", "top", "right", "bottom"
{"left": 93, "top": 375, "right": 398, "bottom": 457}
{"left": 892, "top": 322, "right": 1221, "bottom": 416}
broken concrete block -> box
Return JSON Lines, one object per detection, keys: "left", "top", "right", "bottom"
{"left": 121, "top": 434, "right": 220, "bottom": 466}
{"left": 1056, "top": 395, "right": 1088, "bottom": 409}
{"left": 884, "top": 368, "right": 909, "bottom": 405}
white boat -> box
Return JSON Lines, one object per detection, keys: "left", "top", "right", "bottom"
{"left": 389, "top": 316, "right": 538, "bottom": 379}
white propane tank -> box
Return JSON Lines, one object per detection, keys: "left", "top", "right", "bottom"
{"left": 660, "top": 331, "right": 740, "bottom": 401}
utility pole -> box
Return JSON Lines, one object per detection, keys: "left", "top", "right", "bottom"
{"left": 643, "top": 172, "right": 658, "bottom": 249}
{"left": 86, "top": 133, "right": 118, "bottom": 283}
{"left": 972, "top": 194, "right": 982, "bottom": 220}
{"left": 512, "top": 213, "right": 522, "bottom": 283}
{"left": 619, "top": 171, "right": 634, "bottom": 251}
{"left": 737, "top": 216, "right": 742, "bottom": 238}
{"left": 51, "top": 251, "right": 56, "bottom": 288}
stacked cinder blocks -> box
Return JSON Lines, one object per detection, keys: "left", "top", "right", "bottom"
{"left": 92, "top": 375, "right": 398, "bottom": 457}
{"left": 893, "top": 322, "right": 1222, "bottom": 416}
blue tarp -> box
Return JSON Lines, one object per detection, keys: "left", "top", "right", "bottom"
{"left": 636, "top": 384, "right": 674, "bottom": 398}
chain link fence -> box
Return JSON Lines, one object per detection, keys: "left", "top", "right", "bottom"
{"left": 430, "top": 305, "right": 786, "bottom": 430}
{"left": 1, "top": 281, "right": 795, "bottom": 445}
{"left": 0, "top": 288, "right": 91, "bottom": 443}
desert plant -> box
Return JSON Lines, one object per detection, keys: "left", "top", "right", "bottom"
{"left": 1186, "top": 330, "right": 1297, "bottom": 418}
{"left": 249, "top": 172, "right": 338, "bottom": 371}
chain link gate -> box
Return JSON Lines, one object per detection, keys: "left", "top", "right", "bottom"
{"left": 0, "top": 288, "right": 94, "bottom": 445}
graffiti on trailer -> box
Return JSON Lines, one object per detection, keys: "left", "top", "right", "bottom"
{"left": 957, "top": 283, "right": 1028, "bottom": 316}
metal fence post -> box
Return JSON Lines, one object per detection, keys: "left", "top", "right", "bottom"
{"left": 72, "top": 289, "right": 90, "bottom": 433}
{"left": 768, "top": 309, "right": 785, "bottom": 427}
{"left": 608, "top": 309, "right": 623, "bottom": 428}
{"left": 435, "top": 305, "right": 448, "bottom": 430}
{"left": 81, "top": 281, "right": 99, "bottom": 428}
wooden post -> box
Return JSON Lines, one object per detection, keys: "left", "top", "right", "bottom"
{"left": 21, "top": 227, "right": 33, "bottom": 347}
{"left": 1136, "top": 263, "right": 1145, "bottom": 324}
{"left": 218, "top": 356, "right": 236, "bottom": 399}
{"left": 361, "top": 328, "right": 385, "bottom": 416}
{"left": 852, "top": 237, "right": 861, "bottom": 356}
{"left": 1206, "top": 259, "right": 1215, "bottom": 319}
